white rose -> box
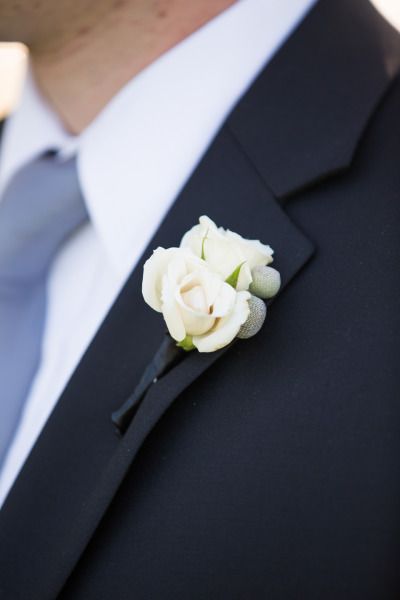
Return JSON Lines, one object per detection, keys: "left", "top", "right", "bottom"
{"left": 142, "top": 247, "right": 250, "bottom": 352}
{"left": 180, "top": 215, "right": 274, "bottom": 291}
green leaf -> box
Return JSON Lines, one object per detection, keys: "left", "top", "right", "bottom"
{"left": 177, "top": 335, "right": 195, "bottom": 352}
{"left": 201, "top": 229, "right": 209, "bottom": 260}
{"left": 225, "top": 262, "right": 245, "bottom": 289}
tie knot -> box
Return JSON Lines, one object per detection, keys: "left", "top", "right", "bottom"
{"left": 0, "top": 153, "right": 89, "bottom": 287}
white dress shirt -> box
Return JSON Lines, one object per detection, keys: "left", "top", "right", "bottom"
{"left": 0, "top": 0, "right": 317, "bottom": 507}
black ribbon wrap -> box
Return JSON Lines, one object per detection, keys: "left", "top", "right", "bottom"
{"left": 111, "top": 334, "right": 185, "bottom": 434}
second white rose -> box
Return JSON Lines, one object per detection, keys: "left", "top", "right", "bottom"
{"left": 180, "top": 215, "right": 274, "bottom": 291}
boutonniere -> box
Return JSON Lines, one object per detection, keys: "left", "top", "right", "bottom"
{"left": 142, "top": 215, "right": 281, "bottom": 352}
{"left": 112, "top": 216, "right": 280, "bottom": 432}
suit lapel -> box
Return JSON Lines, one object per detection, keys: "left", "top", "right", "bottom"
{"left": 0, "top": 123, "right": 314, "bottom": 600}
{"left": 1, "top": 0, "right": 399, "bottom": 598}
{"left": 228, "top": 0, "right": 400, "bottom": 199}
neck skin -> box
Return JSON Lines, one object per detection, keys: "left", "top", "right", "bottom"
{"left": 30, "top": 0, "right": 236, "bottom": 135}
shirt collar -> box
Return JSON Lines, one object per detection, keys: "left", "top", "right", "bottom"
{"left": 0, "top": 0, "right": 317, "bottom": 280}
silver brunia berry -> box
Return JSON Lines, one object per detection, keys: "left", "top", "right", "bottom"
{"left": 249, "top": 265, "right": 281, "bottom": 299}
{"left": 237, "top": 295, "right": 267, "bottom": 339}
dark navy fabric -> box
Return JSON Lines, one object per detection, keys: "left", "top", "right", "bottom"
{"left": 0, "top": 1, "right": 399, "bottom": 598}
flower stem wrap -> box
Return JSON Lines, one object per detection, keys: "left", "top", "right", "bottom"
{"left": 111, "top": 334, "right": 183, "bottom": 433}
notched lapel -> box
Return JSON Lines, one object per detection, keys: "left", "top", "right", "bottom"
{"left": 228, "top": 0, "right": 400, "bottom": 198}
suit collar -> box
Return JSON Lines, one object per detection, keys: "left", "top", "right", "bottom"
{"left": 228, "top": 0, "right": 400, "bottom": 198}
{"left": 1, "top": 0, "right": 399, "bottom": 597}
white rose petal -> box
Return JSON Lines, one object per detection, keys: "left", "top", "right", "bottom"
{"left": 161, "top": 274, "right": 186, "bottom": 342}
{"left": 210, "top": 279, "right": 236, "bottom": 317}
{"left": 142, "top": 247, "right": 181, "bottom": 312}
{"left": 181, "top": 286, "right": 208, "bottom": 313}
{"left": 180, "top": 215, "right": 274, "bottom": 292}
{"left": 142, "top": 247, "right": 205, "bottom": 312}
{"left": 193, "top": 291, "right": 251, "bottom": 353}
{"left": 225, "top": 230, "right": 274, "bottom": 269}
{"left": 175, "top": 270, "right": 227, "bottom": 337}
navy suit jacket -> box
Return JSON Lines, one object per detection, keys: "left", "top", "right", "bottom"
{"left": 1, "top": 1, "right": 400, "bottom": 598}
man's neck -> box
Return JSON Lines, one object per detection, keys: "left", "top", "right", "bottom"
{"left": 30, "top": 0, "right": 236, "bottom": 134}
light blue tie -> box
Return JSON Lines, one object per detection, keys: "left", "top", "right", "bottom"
{"left": 0, "top": 153, "right": 88, "bottom": 465}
